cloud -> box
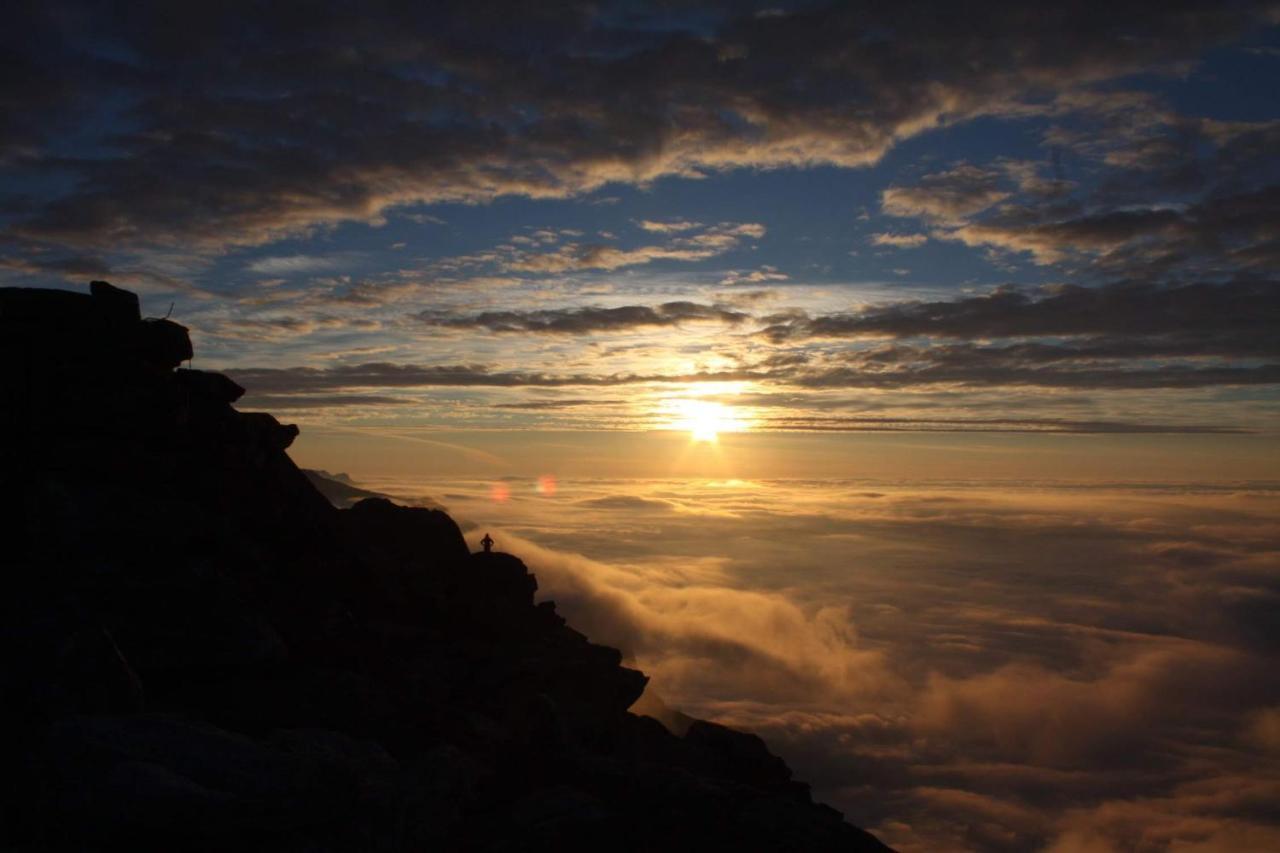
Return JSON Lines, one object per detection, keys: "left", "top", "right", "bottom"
{"left": 223, "top": 362, "right": 766, "bottom": 394}
{"left": 746, "top": 415, "right": 1246, "bottom": 435}
{"left": 212, "top": 275, "right": 1280, "bottom": 400}
{"left": 576, "top": 495, "right": 677, "bottom": 511}
{"left": 881, "top": 117, "right": 1280, "bottom": 276}
{"left": 450, "top": 481, "right": 1280, "bottom": 852}
{"left": 485, "top": 530, "right": 901, "bottom": 711}
{"left": 417, "top": 301, "right": 750, "bottom": 334}
{"left": 760, "top": 279, "right": 1280, "bottom": 342}
{"left": 720, "top": 266, "right": 789, "bottom": 286}
{"left": 870, "top": 233, "right": 928, "bottom": 248}
{"left": 713, "top": 288, "right": 782, "bottom": 306}
{"left": 789, "top": 359, "right": 1280, "bottom": 391}
{"left": 912, "top": 645, "right": 1250, "bottom": 767}
{"left": 244, "top": 254, "right": 347, "bottom": 275}
{"left": 1000, "top": 160, "right": 1076, "bottom": 198}
{"left": 882, "top": 165, "right": 1011, "bottom": 223}
{"left": 0, "top": 251, "right": 112, "bottom": 279}
{"left": 500, "top": 223, "right": 765, "bottom": 273}
{"left": 201, "top": 313, "right": 380, "bottom": 341}
{"left": 946, "top": 185, "right": 1280, "bottom": 273}
{"left": 1041, "top": 779, "right": 1280, "bottom": 853}
{"left": 1246, "top": 706, "right": 1280, "bottom": 752}
{"left": 637, "top": 219, "right": 703, "bottom": 233}
{"left": 237, "top": 393, "right": 412, "bottom": 409}
{"left": 5, "top": 2, "right": 1272, "bottom": 249}
{"left": 222, "top": 279, "right": 1280, "bottom": 395}
{"left": 750, "top": 279, "right": 1280, "bottom": 389}
{"left": 947, "top": 205, "right": 1184, "bottom": 266}
{"left": 490, "top": 398, "right": 600, "bottom": 410}
{"left": 0, "top": 249, "right": 207, "bottom": 296}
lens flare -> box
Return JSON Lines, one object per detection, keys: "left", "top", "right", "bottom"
{"left": 490, "top": 481, "right": 511, "bottom": 502}
{"left": 537, "top": 474, "right": 557, "bottom": 496}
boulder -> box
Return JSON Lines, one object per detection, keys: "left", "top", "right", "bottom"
{"left": 56, "top": 626, "right": 147, "bottom": 715}
{"left": 135, "top": 317, "right": 193, "bottom": 368}
{"left": 338, "top": 498, "right": 471, "bottom": 614}
{"left": 466, "top": 551, "right": 539, "bottom": 610}
{"left": 0, "top": 614, "right": 145, "bottom": 722}
{"left": 240, "top": 411, "right": 300, "bottom": 450}
{"left": 507, "top": 784, "right": 614, "bottom": 840}
{"left": 683, "top": 720, "right": 794, "bottom": 790}
{"left": 44, "top": 715, "right": 359, "bottom": 846}
{"left": 90, "top": 280, "right": 142, "bottom": 324}
{"left": 344, "top": 498, "right": 469, "bottom": 565}
{"left": 176, "top": 368, "right": 246, "bottom": 403}
{"left": 103, "top": 575, "right": 291, "bottom": 677}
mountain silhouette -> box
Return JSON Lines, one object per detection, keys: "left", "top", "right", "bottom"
{"left": 0, "top": 281, "right": 890, "bottom": 851}
{"left": 303, "top": 468, "right": 395, "bottom": 509}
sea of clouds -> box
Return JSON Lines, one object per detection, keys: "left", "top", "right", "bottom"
{"left": 362, "top": 475, "right": 1280, "bottom": 852}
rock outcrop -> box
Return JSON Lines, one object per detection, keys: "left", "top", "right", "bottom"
{"left": 0, "top": 282, "right": 889, "bottom": 851}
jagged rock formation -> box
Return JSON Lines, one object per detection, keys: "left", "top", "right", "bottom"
{"left": 0, "top": 282, "right": 889, "bottom": 851}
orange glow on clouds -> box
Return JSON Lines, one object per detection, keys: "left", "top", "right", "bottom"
{"left": 537, "top": 474, "right": 557, "bottom": 496}
{"left": 490, "top": 481, "right": 511, "bottom": 502}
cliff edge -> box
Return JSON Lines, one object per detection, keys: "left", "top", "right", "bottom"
{"left": 0, "top": 282, "right": 889, "bottom": 851}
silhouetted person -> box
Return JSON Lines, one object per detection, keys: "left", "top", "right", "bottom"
{"left": 480, "top": 532, "right": 494, "bottom": 553}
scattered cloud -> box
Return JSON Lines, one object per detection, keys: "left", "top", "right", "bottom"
{"left": 870, "top": 233, "right": 928, "bottom": 249}
{"left": 500, "top": 223, "right": 765, "bottom": 273}
{"left": 417, "top": 301, "right": 750, "bottom": 334}
{"left": 637, "top": 219, "right": 704, "bottom": 234}
{"left": 720, "top": 265, "right": 789, "bottom": 286}
{"left": 223, "top": 362, "right": 764, "bottom": 394}
{"left": 238, "top": 393, "right": 412, "bottom": 409}
{"left": 760, "top": 280, "right": 1279, "bottom": 342}
{"left": 202, "top": 314, "right": 380, "bottom": 341}
{"left": 882, "top": 165, "right": 1010, "bottom": 224}
{"left": 245, "top": 254, "right": 343, "bottom": 275}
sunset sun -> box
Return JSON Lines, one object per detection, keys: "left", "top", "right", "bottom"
{"left": 670, "top": 399, "right": 741, "bottom": 442}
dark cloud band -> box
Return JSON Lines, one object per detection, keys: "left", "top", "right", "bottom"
{"left": 4, "top": 1, "right": 1273, "bottom": 249}
{"left": 418, "top": 301, "right": 750, "bottom": 334}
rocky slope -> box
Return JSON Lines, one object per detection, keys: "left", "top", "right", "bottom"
{"left": 0, "top": 282, "right": 889, "bottom": 851}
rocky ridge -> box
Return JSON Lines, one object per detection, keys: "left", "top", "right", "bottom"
{"left": 0, "top": 282, "right": 889, "bottom": 851}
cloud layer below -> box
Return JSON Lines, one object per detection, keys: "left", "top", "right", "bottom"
{"left": 365, "top": 476, "right": 1280, "bottom": 852}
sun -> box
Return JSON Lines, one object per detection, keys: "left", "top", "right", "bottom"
{"left": 670, "top": 399, "right": 740, "bottom": 443}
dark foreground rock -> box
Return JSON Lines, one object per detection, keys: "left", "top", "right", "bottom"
{"left": 0, "top": 282, "right": 890, "bottom": 851}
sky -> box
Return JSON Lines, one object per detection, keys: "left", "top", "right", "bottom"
{"left": 4, "top": 2, "right": 1280, "bottom": 850}
{"left": 2, "top": 0, "right": 1278, "bottom": 471}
